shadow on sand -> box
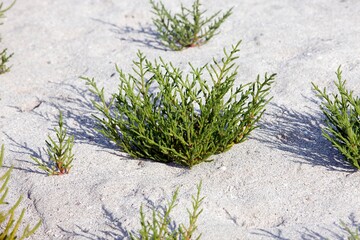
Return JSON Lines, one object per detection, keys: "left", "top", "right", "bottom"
{"left": 255, "top": 103, "right": 355, "bottom": 172}
{"left": 91, "top": 18, "right": 167, "bottom": 51}
{"left": 58, "top": 206, "right": 129, "bottom": 240}
{"left": 253, "top": 213, "right": 360, "bottom": 240}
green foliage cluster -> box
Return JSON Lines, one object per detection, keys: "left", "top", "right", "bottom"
{"left": 0, "top": 1, "right": 15, "bottom": 22}
{"left": 0, "top": 145, "right": 41, "bottom": 239}
{"left": 342, "top": 221, "right": 360, "bottom": 240}
{"left": 83, "top": 41, "right": 275, "bottom": 168}
{"left": 150, "top": 0, "right": 232, "bottom": 50}
{"left": 0, "top": 48, "right": 12, "bottom": 74}
{"left": 31, "top": 111, "right": 74, "bottom": 175}
{"left": 312, "top": 67, "right": 360, "bottom": 169}
{"left": 130, "top": 182, "right": 203, "bottom": 240}
{"left": 0, "top": 1, "right": 15, "bottom": 75}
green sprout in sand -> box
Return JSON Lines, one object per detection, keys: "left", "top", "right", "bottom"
{"left": 32, "top": 111, "right": 74, "bottom": 175}
{"left": 150, "top": 0, "right": 233, "bottom": 50}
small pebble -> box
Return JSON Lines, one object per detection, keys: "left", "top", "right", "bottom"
{"left": 220, "top": 166, "right": 226, "bottom": 171}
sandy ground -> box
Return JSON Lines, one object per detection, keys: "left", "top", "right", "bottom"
{"left": 1, "top": 0, "right": 360, "bottom": 239}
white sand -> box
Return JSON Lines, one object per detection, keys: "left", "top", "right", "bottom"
{"left": 1, "top": 0, "right": 360, "bottom": 239}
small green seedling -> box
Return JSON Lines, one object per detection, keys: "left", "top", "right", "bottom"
{"left": 130, "top": 181, "right": 204, "bottom": 240}
{"left": 150, "top": 0, "right": 233, "bottom": 50}
{"left": 312, "top": 66, "right": 360, "bottom": 169}
{"left": 0, "top": 0, "right": 15, "bottom": 22}
{"left": 0, "top": 0, "right": 16, "bottom": 75}
{"left": 0, "top": 48, "right": 13, "bottom": 74}
{"left": 32, "top": 111, "right": 74, "bottom": 175}
{"left": 340, "top": 220, "right": 360, "bottom": 240}
{"left": 0, "top": 145, "right": 41, "bottom": 239}
{"left": 83, "top": 41, "right": 275, "bottom": 168}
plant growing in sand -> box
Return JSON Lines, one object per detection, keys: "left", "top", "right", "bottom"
{"left": 130, "top": 181, "right": 204, "bottom": 240}
{"left": 0, "top": 1, "right": 16, "bottom": 75}
{"left": 83, "top": 41, "right": 275, "bottom": 168}
{"left": 0, "top": 145, "right": 41, "bottom": 239}
{"left": 31, "top": 111, "right": 74, "bottom": 175}
{"left": 0, "top": 1, "right": 15, "bottom": 21}
{"left": 0, "top": 48, "right": 13, "bottom": 74}
{"left": 341, "top": 221, "right": 360, "bottom": 240}
{"left": 312, "top": 67, "right": 360, "bottom": 169}
{"left": 150, "top": 0, "right": 233, "bottom": 51}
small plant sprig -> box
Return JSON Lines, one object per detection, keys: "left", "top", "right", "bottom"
{"left": 0, "top": 0, "right": 16, "bottom": 75}
{"left": 341, "top": 220, "right": 360, "bottom": 240}
{"left": 130, "top": 181, "right": 204, "bottom": 240}
{"left": 83, "top": 41, "right": 275, "bottom": 168}
{"left": 0, "top": 1, "right": 15, "bottom": 22}
{"left": 312, "top": 66, "right": 360, "bottom": 169}
{"left": 0, "top": 145, "right": 41, "bottom": 239}
{"left": 150, "top": 0, "right": 233, "bottom": 51}
{"left": 0, "top": 48, "right": 13, "bottom": 74}
{"left": 31, "top": 111, "right": 74, "bottom": 175}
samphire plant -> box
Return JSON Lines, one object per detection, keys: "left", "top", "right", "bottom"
{"left": 341, "top": 220, "right": 360, "bottom": 240}
{"left": 0, "top": 48, "right": 12, "bottom": 74}
{"left": 0, "top": 145, "right": 41, "bottom": 239}
{"left": 83, "top": 41, "right": 275, "bottom": 168}
{"left": 31, "top": 111, "right": 74, "bottom": 175}
{"left": 312, "top": 67, "right": 360, "bottom": 169}
{"left": 0, "top": 1, "right": 15, "bottom": 21}
{"left": 150, "top": 0, "right": 233, "bottom": 51}
{"left": 0, "top": 1, "right": 16, "bottom": 75}
{"left": 130, "top": 181, "right": 204, "bottom": 240}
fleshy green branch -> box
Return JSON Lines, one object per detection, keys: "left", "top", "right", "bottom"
{"left": 0, "top": 0, "right": 16, "bottom": 21}
{"left": 31, "top": 111, "right": 75, "bottom": 175}
{"left": 0, "top": 1, "right": 16, "bottom": 75}
{"left": 0, "top": 48, "right": 13, "bottom": 74}
{"left": 83, "top": 40, "right": 275, "bottom": 168}
{"left": 312, "top": 66, "right": 360, "bottom": 169}
{"left": 0, "top": 145, "right": 41, "bottom": 239}
{"left": 150, "top": 0, "right": 233, "bottom": 50}
{"left": 130, "top": 181, "right": 204, "bottom": 240}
